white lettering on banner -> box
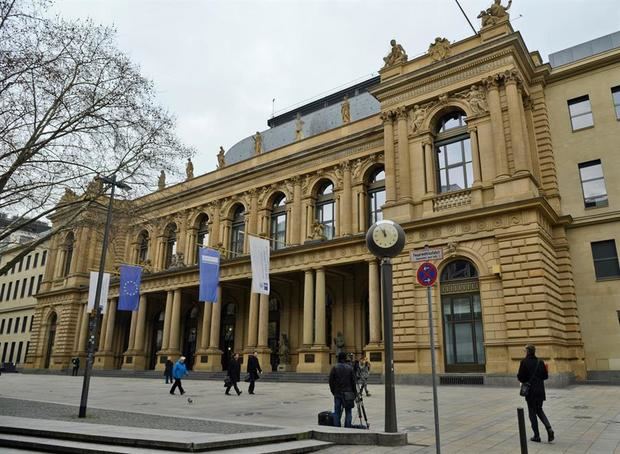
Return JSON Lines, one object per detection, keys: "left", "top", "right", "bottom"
{"left": 249, "top": 236, "right": 270, "bottom": 295}
{"left": 87, "top": 271, "right": 111, "bottom": 313}
{"left": 410, "top": 248, "right": 444, "bottom": 262}
{"left": 201, "top": 255, "right": 219, "bottom": 265}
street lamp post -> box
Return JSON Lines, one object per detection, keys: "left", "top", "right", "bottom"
{"left": 78, "top": 175, "right": 130, "bottom": 418}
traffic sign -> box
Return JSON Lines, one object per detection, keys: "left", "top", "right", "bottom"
{"left": 410, "top": 247, "right": 444, "bottom": 262}
{"left": 416, "top": 262, "right": 438, "bottom": 287}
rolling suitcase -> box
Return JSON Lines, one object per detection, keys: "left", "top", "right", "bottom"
{"left": 318, "top": 410, "right": 333, "bottom": 426}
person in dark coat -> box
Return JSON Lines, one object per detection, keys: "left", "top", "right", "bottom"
{"left": 329, "top": 351, "right": 356, "bottom": 428}
{"left": 517, "top": 344, "right": 554, "bottom": 443}
{"left": 247, "top": 351, "right": 262, "bottom": 395}
{"left": 225, "top": 353, "right": 242, "bottom": 396}
{"left": 71, "top": 357, "right": 80, "bottom": 376}
{"left": 164, "top": 359, "right": 174, "bottom": 384}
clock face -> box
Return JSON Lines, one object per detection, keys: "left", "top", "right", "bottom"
{"left": 372, "top": 223, "right": 399, "bottom": 248}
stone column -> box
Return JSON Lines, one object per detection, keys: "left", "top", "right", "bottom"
{"left": 209, "top": 287, "right": 222, "bottom": 349}
{"left": 247, "top": 292, "right": 259, "bottom": 348}
{"left": 257, "top": 293, "right": 269, "bottom": 348}
{"left": 485, "top": 76, "right": 509, "bottom": 178}
{"left": 396, "top": 107, "right": 412, "bottom": 200}
{"left": 209, "top": 203, "right": 221, "bottom": 248}
{"left": 103, "top": 298, "right": 117, "bottom": 352}
{"left": 77, "top": 304, "right": 89, "bottom": 353}
{"left": 504, "top": 71, "right": 530, "bottom": 175}
{"left": 423, "top": 141, "right": 436, "bottom": 195}
{"left": 199, "top": 303, "right": 212, "bottom": 351}
{"left": 74, "top": 227, "right": 87, "bottom": 273}
{"left": 314, "top": 268, "right": 326, "bottom": 346}
{"left": 340, "top": 162, "right": 352, "bottom": 236}
{"left": 168, "top": 288, "right": 182, "bottom": 352}
{"left": 127, "top": 311, "right": 137, "bottom": 351}
{"left": 292, "top": 177, "right": 302, "bottom": 245}
{"left": 134, "top": 295, "right": 147, "bottom": 352}
{"left": 99, "top": 303, "right": 110, "bottom": 350}
{"left": 469, "top": 127, "right": 483, "bottom": 186}
{"left": 368, "top": 259, "right": 381, "bottom": 343}
{"left": 249, "top": 189, "right": 258, "bottom": 235}
{"left": 161, "top": 290, "right": 173, "bottom": 350}
{"left": 302, "top": 270, "right": 314, "bottom": 346}
{"left": 381, "top": 111, "right": 396, "bottom": 202}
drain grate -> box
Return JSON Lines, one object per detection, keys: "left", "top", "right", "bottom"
{"left": 440, "top": 375, "right": 484, "bottom": 385}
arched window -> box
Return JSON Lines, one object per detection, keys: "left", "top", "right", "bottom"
{"left": 164, "top": 224, "right": 177, "bottom": 269}
{"left": 316, "top": 181, "right": 335, "bottom": 240}
{"left": 230, "top": 205, "right": 245, "bottom": 258}
{"left": 270, "top": 194, "right": 287, "bottom": 250}
{"left": 138, "top": 231, "right": 149, "bottom": 263}
{"left": 195, "top": 214, "right": 209, "bottom": 263}
{"left": 367, "top": 167, "right": 385, "bottom": 225}
{"left": 435, "top": 111, "right": 472, "bottom": 193}
{"left": 62, "top": 233, "right": 74, "bottom": 277}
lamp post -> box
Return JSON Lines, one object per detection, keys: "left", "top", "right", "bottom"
{"left": 79, "top": 174, "right": 130, "bottom": 418}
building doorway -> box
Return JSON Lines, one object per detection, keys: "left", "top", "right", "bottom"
{"left": 183, "top": 305, "right": 199, "bottom": 370}
{"left": 149, "top": 311, "right": 164, "bottom": 370}
{"left": 268, "top": 297, "right": 280, "bottom": 371}
{"left": 220, "top": 303, "right": 236, "bottom": 371}
{"left": 440, "top": 260, "right": 485, "bottom": 373}
{"left": 44, "top": 313, "right": 57, "bottom": 369}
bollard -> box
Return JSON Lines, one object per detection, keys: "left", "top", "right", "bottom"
{"left": 517, "top": 407, "right": 528, "bottom": 454}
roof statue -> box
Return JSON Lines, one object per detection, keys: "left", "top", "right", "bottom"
{"left": 253, "top": 131, "right": 263, "bottom": 155}
{"left": 59, "top": 187, "right": 77, "bottom": 204}
{"left": 217, "top": 146, "right": 226, "bottom": 168}
{"left": 295, "top": 113, "right": 304, "bottom": 141}
{"left": 158, "top": 170, "right": 166, "bottom": 190}
{"left": 185, "top": 158, "right": 194, "bottom": 180}
{"left": 382, "top": 39, "right": 408, "bottom": 68}
{"left": 478, "top": 0, "right": 512, "bottom": 28}
{"left": 341, "top": 95, "right": 351, "bottom": 124}
{"left": 85, "top": 176, "right": 103, "bottom": 196}
{"left": 428, "top": 37, "right": 451, "bottom": 62}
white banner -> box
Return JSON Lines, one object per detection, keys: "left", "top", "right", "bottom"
{"left": 87, "top": 271, "right": 111, "bottom": 313}
{"left": 249, "top": 235, "right": 270, "bottom": 295}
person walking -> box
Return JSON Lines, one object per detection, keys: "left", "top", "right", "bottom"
{"left": 329, "top": 351, "right": 356, "bottom": 428}
{"left": 164, "top": 358, "right": 174, "bottom": 384}
{"left": 517, "top": 344, "right": 555, "bottom": 443}
{"left": 169, "top": 356, "right": 188, "bottom": 395}
{"left": 225, "top": 353, "right": 242, "bottom": 396}
{"left": 71, "top": 357, "right": 80, "bottom": 376}
{"left": 357, "top": 355, "right": 371, "bottom": 397}
{"left": 247, "top": 351, "right": 262, "bottom": 395}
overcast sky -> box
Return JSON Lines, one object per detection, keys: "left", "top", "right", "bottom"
{"left": 51, "top": 0, "right": 620, "bottom": 182}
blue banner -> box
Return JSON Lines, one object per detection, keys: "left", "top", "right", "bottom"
{"left": 118, "top": 265, "right": 142, "bottom": 311}
{"left": 199, "top": 248, "right": 220, "bottom": 303}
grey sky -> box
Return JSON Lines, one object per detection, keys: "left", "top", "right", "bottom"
{"left": 51, "top": 0, "right": 620, "bottom": 182}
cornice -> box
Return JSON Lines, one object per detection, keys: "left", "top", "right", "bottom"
{"left": 547, "top": 48, "right": 620, "bottom": 84}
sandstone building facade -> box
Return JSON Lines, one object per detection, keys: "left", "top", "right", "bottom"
{"left": 25, "top": 13, "right": 620, "bottom": 382}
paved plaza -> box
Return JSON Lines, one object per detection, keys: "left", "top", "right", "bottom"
{"left": 0, "top": 374, "right": 618, "bottom": 453}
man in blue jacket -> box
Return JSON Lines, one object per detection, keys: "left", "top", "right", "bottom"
{"left": 169, "top": 356, "right": 188, "bottom": 395}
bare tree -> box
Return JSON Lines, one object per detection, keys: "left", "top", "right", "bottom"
{"left": 0, "top": 0, "right": 194, "bottom": 274}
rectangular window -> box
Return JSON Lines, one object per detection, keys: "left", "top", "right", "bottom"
{"left": 17, "top": 258, "right": 23, "bottom": 273}
{"left": 0, "top": 319, "right": 4, "bottom": 334}
{"left": 6, "top": 282, "right": 12, "bottom": 300}
{"left": 36, "top": 274, "right": 43, "bottom": 294}
{"left": 16, "top": 342, "right": 23, "bottom": 364}
{"left": 33, "top": 253, "right": 39, "bottom": 268}
{"left": 591, "top": 240, "right": 620, "bottom": 280}
{"left": 29, "top": 316, "right": 33, "bottom": 331}
{"left": 25, "top": 255, "right": 31, "bottom": 270}
{"left": 41, "top": 250, "right": 47, "bottom": 266}
{"left": 20, "top": 278, "right": 27, "bottom": 298}
{"left": 0, "top": 283, "right": 4, "bottom": 301}
{"left": 12, "top": 280, "right": 19, "bottom": 299}
{"left": 7, "top": 318, "right": 12, "bottom": 333}
{"left": 8, "top": 341, "right": 15, "bottom": 363}
{"left": 612, "top": 86, "right": 620, "bottom": 120}
{"left": 568, "top": 95, "right": 594, "bottom": 130}
{"left": 579, "top": 160, "right": 608, "bottom": 208}
{"left": 2, "top": 342, "right": 8, "bottom": 362}
{"left": 28, "top": 276, "right": 35, "bottom": 296}
{"left": 14, "top": 317, "right": 19, "bottom": 333}
{"left": 21, "top": 316, "right": 27, "bottom": 333}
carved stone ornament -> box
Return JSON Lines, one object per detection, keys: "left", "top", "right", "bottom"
{"left": 59, "top": 188, "right": 77, "bottom": 204}
{"left": 462, "top": 84, "right": 488, "bottom": 115}
{"left": 477, "top": 0, "right": 512, "bottom": 29}
{"left": 409, "top": 104, "right": 427, "bottom": 134}
{"left": 428, "top": 37, "right": 451, "bottom": 62}
{"left": 157, "top": 170, "right": 166, "bottom": 191}
{"left": 253, "top": 131, "right": 263, "bottom": 155}
{"left": 380, "top": 111, "right": 394, "bottom": 124}
{"left": 445, "top": 241, "right": 458, "bottom": 257}
{"left": 382, "top": 39, "right": 408, "bottom": 68}
{"left": 341, "top": 95, "right": 351, "bottom": 124}
{"left": 217, "top": 146, "right": 226, "bottom": 168}
{"left": 185, "top": 158, "right": 194, "bottom": 180}
{"left": 85, "top": 177, "right": 104, "bottom": 196}
{"left": 311, "top": 221, "right": 326, "bottom": 240}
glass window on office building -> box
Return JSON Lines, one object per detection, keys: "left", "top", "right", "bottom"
{"left": 612, "top": 86, "right": 620, "bottom": 120}
{"left": 591, "top": 240, "right": 620, "bottom": 280}
{"left": 568, "top": 95, "right": 594, "bottom": 131}
{"left": 579, "top": 160, "right": 608, "bottom": 208}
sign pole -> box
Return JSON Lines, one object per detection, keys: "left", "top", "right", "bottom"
{"left": 381, "top": 257, "right": 398, "bottom": 433}
{"left": 426, "top": 284, "right": 441, "bottom": 454}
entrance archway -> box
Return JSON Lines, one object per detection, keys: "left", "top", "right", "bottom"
{"left": 149, "top": 311, "right": 164, "bottom": 370}
{"left": 183, "top": 305, "right": 199, "bottom": 370}
{"left": 44, "top": 313, "right": 57, "bottom": 369}
{"left": 220, "top": 302, "right": 236, "bottom": 371}
{"left": 440, "top": 259, "right": 485, "bottom": 373}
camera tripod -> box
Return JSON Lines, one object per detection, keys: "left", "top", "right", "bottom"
{"left": 354, "top": 381, "right": 370, "bottom": 429}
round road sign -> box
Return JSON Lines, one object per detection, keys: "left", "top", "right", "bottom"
{"left": 416, "top": 262, "right": 438, "bottom": 287}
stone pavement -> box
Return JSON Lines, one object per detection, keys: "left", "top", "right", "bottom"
{"left": 0, "top": 374, "right": 618, "bottom": 453}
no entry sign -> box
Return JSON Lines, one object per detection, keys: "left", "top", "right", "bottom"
{"left": 416, "top": 262, "right": 438, "bottom": 287}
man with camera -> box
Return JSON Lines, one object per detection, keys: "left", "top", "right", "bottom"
{"left": 329, "top": 351, "right": 356, "bottom": 428}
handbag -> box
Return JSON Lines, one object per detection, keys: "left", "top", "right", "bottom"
{"left": 224, "top": 376, "right": 231, "bottom": 387}
{"left": 244, "top": 374, "right": 251, "bottom": 383}
{"left": 519, "top": 360, "right": 541, "bottom": 397}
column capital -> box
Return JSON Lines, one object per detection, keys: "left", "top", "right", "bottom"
{"left": 502, "top": 69, "right": 521, "bottom": 85}
{"left": 396, "top": 106, "right": 408, "bottom": 120}
{"left": 483, "top": 74, "right": 501, "bottom": 90}
{"left": 380, "top": 110, "right": 395, "bottom": 124}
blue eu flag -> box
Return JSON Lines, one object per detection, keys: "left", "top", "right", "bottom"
{"left": 118, "top": 265, "right": 142, "bottom": 311}
{"left": 199, "top": 248, "right": 220, "bottom": 303}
